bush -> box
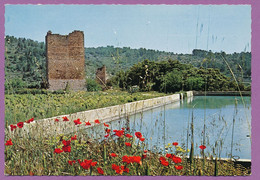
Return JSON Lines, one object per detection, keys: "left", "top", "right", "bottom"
{"left": 86, "top": 78, "right": 102, "bottom": 92}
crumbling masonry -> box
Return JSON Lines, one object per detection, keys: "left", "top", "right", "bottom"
{"left": 46, "top": 30, "right": 86, "bottom": 90}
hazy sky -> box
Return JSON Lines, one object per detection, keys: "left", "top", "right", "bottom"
{"left": 5, "top": 5, "right": 251, "bottom": 54}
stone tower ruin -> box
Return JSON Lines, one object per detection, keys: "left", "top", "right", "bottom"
{"left": 46, "top": 30, "right": 86, "bottom": 90}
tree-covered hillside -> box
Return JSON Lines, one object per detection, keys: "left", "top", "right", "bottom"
{"left": 5, "top": 35, "right": 251, "bottom": 90}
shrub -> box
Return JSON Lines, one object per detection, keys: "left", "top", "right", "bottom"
{"left": 86, "top": 78, "right": 102, "bottom": 92}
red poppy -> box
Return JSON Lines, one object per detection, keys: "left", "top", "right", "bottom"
{"left": 104, "top": 123, "right": 109, "bottom": 127}
{"left": 135, "top": 132, "right": 142, "bottom": 138}
{"left": 115, "top": 130, "right": 124, "bottom": 137}
{"left": 73, "top": 118, "right": 82, "bottom": 125}
{"left": 97, "top": 167, "right": 104, "bottom": 175}
{"left": 112, "top": 164, "right": 120, "bottom": 171}
{"left": 172, "top": 156, "right": 182, "bottom": 164}
{"left": 121, "top": 166, "right": 129, "bottom": 173}
{"left": 5, "top": 139, "right": 13, "bottom": 146}
{"left": 142, "top": 154, "right": 147, "bottom": 159}
{"left": 85, "top": 121, "right": 91, "bottom": 126}
{"left": 144, "top": 150, "right": 148, "bottom": 153}
{"left": 172, "top": 142, "right": 178, "bottom": 146}
{"left": 175, "top": 165, "right": 183, "bottom": 170}
{"left": 159, "top": 157, "right": 166, "bottom": 162}
{"left": 160, "top": 160, "right": 169, "bottom": 166}
{"left": 116, "top": 168, "right": 124, "bottom": 175}
{"left": 132, "top": 156, "right": 141, "bottom": 164}
{"left": 10, "top": 124, "right": 17, "bottom": 131}
{"left": 126, "top": 127, "right": 130, "bottom": 131}
{"left": 17, "top": 122, "right": 24, "bottom": 128}
{"left": 79, "top": 159, "right": 92, "bottom": 170}
{"left": 166, "top": 153, "right": 173, "bottom": 159}
{"left": 71, "top": 135, "right": 77, "bottom": 140}
{"left": 68, "top": 160, "right": 76, "bottom": 165}
{"left": 54, "top": 118, "right": 59, "bottom": 122}
{"left": 25, "top": 117, "right": 34, "bottom": 123}
{"left": 125, "top": 134, "right": 133, "bottom": 138}
{"left": 91, "top": 161, "right": 97, "bottom": 166}
{"left": 139, "top": 137, "right": 145, "bottom": 141}
{"left": 105, "top": 129, "right": 111, "bottom": 133}
{"left": 62, "top": 116, "right": 69, "bottom": 121}
{"left": 94, "top": 119, "right": 100, "bottom": 124}
{"left": 54, "top": 148, "right": 63, "bottom": 154}
{"left": 199, "top": 145, "right": 206, "bottom": 150}
{"left": 62, "top": 145, "right": 71, "bottom": 152}
{"left": 121, "top": 128, "right": 125, "bottom": 130}
{"left": 122, "top": 156, "right": 131, "bottom": 164}
{"left": 125, "top": 142, "right": 131, "bottom": 146}
{"left": 104, "top": 134, "right": 109, "bottom": 138}
{"left": 62, "top": 140, "right": 71, "bottom": 146}
{"left": 110, "top": 153, "right": 117, "bottom": 157}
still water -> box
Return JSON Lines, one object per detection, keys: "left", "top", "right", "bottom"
{"left": 92, "top": 96, "right": 251, "bottom": 160}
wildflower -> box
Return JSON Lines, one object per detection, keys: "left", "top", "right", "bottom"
{"left": 10, "top": 124, "right": 17, "bottom": 131}
{"left": 5, "top": 139, "right": 13, "bottom": 146}
{"left": 97, "top": 167, "right": 104, "bottom": 175}
{"left": 142, "top": 154, "right": 147, "bottom": 159}
{"left": 54, "top": 118, "right": 59, "bottom": 122}
{"left": 125, "top": 134, "right": 133, "bottom": 138}
{"left": 104, "top": 134, "right": 109, "bottom": 138}
{"left": 73, "top": 118, "right": 82, "bottom": 125}
{"left": 175, "top": 165, "right": 183, "bottom": 170}
{"left": 68, "top": 160, "right": 76, "bottom": 165}
{"left": 105, "top": 129, "right": 111, "bottom": 133}
{"left": 139, "top": 137, "right": 145, "bottom": 142}
{"left": 199, "top": 145, "right": 206, "bottom": 150}
{"left": 91, "top": 161, "right": 97, "bottom": 166}
{"left": 144, "top": 150, "right": 148, "bottom": 153}
{"left": 160, "top": 160, "right": 169, "bottom": 166}
{"left": 172, "top": 156, "right": 182, "bottom": 164}
{"left": 116, "top": 168, "right": 124, "bottom": 174}
{"left": 104, "top": 123, "right": 109, "bottom": 127}
{"left": 62, "top": 116, "right": 69, "bottom": 121}
{"left": 85, "top": 121, "right": 91, "bottom": 126}
{"left": 62, "top": 140, "right": 71, "bottom": 146}
{"left": 71, "top": 135, "right": 77, "bottom": 140}
{"left": 125, "top": 142, "right": 131, "bottom": 147}
{"left": 159, "top": 157, "right": 166, "bottom": 162}
{"left": 121, "top": 166, "right": 129, "bottom": 173}
{"left": 122, "top": 156, "right": 131, "bottom": 164}
{"left": 110, "top": 153, "right": 117, "bottom": 157}
{"left": 115, "top": 130, "right": 124, "bottom": 137}
{"left": 25, "top": 117, "right": 34, "bottom": 123}
{"left": 166, "top": 153, "right": 173, "bottom": 159}
{"left": 62, "top": 145, "right": 71, "bottom": 152}
{"left": 121, "top": 128, "right": 125, "bottom": 130}
{"left": 112, "top": 164, "right": 120, "bottom": 171}
{"left": 94, "top": 119, "right": 100, "bottom": 124}
{"left": 132, "top": 156, "right": 141, "bottom": 164}
{"left": 54, "top": 148, "right": 63, "bottom": 154}
{"left": 172, "top": 142, "right": 178, "bottom": 146}
{"left": 17, "top": 122, "right": 24, "bottom": 128}
{"left": 135, "top": 132, "right": 142, "bottom": 138}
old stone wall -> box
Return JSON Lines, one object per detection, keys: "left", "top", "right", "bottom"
{"left": 46, "top": 30, "right": 86, "bottom": 90}
{"left": 96, "top": 65, "right": 106, "bottom": 85}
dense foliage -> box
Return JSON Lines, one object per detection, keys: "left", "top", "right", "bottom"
{"left": 110, "top": 59, "right": 247, "bottom": 93}
{"left": 5, "top": 35, "right": 251, "bottom": 91}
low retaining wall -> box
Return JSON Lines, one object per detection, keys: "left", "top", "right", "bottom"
{"left": 193, "top": 91, "right": 251, "bottom": 96}
{"left": 7, "top": 91, "right": 193, "bottom": 138}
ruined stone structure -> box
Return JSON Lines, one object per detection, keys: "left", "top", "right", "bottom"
{"left": 96, "top": 65, "right": 107, "bottom": 85}
{"left": 46, "top": 30, "right": 86, "bottom": 90}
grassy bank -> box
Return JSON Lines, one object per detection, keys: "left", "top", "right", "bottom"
{"left": 4, "top": 122, "right": 250, "bottom": 176}
{"left": 5, "top": 90, "right": 168, "bottom": 127}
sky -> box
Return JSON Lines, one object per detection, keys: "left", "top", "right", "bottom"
{"left": 5, "top": 5, "right": 251, "bottom": 54}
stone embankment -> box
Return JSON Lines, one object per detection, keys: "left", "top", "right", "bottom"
{"left": 7, "top": 91, "right": 193, "bottom": 138}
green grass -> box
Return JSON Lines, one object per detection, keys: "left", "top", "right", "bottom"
{"left": 5, "top": 90, "right": 168, "bottom": 127}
